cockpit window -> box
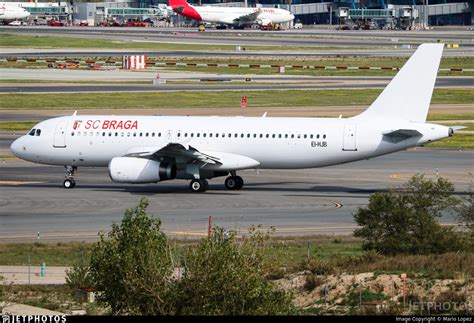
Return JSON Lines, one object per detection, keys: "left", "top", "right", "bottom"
{"left": 36, "top": 129, "right": 41, "bottom": 136}
{"left": 28, "top": 129, "right": 36, "bottom": 136}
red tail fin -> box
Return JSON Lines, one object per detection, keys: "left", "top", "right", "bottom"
{"left": 169, "top": 0, "right": 189, "bottom": 8}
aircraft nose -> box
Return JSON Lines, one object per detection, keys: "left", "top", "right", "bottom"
{"left": 10, "top": 137, "right": 24, "bottom": 158}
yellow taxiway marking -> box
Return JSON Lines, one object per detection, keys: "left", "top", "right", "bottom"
{"left": 0, "top": 181, "right": 43, "bottom": 185}
{"left": 389, "top": 174, "right": 400, "bottom": 179}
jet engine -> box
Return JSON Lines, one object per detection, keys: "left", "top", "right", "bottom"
{"left": 109, "top": 157, "right": 177, "bottom": 183}
{"left": 256, "top": 18, "right": 272, "bottom": 26}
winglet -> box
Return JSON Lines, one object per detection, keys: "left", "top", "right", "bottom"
{"left": 262, "top": 112, "right": 267, "bottom": 118}
{"left": 72, "top": 110, "right": 77, "bottom": 116}
{"left": 353, "top": 44, "right": 444, "bottom": 122}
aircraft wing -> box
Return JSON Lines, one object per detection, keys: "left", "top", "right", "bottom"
{"left": 125, "top": 143, "right": 221, "bottom": 164}
{"left": 232, "top": 10, "right": 261, "bottom": 23}
{"left": 125, "top": 143, "right": 260, "bottom": 170}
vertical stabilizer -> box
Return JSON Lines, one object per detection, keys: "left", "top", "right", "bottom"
{"left": 354, "top": 44, "right": 444, "bottom": 122}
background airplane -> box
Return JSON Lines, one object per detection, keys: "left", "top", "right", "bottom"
{"left": 169, "top": 0, "right": 295, "bottom": 29}
{"left": 0, "top": 3, "right": 30, "bottom": 22}
{"left": 10, "top": 44, "right": 463, "bottom": 193}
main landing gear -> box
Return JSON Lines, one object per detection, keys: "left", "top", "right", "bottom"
{"left": 63, "top": 165, "right": 77, "bottom": 189}
{"left": 190, "top": 178, "right": 209, "bottom": 193}
{"left": 189, "top": 173, "right": 244, "bottom": 193}
{"left": 225, "top": 175, "right": 244, "bottom": 190}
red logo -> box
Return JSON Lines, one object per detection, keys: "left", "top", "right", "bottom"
{"left": 73, "top": 120, "right": 82, "bottom": 130}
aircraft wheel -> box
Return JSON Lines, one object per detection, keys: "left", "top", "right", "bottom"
{"left": 225, "top": 176, "right": 243, "bottom": 190}
{"left": 63, "top": 179, "right": 76, "bottom": 189}
{"left": 190, "top": 179, "right": 207, "bottom": 193}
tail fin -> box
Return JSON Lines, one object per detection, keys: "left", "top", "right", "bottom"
{"left": 354, "top": 44, "right": 444, "bottom": 122}
{"left": 169, "top": 0, "right": 188, "bottom": 8}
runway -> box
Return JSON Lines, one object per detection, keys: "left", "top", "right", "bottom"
{"left": 0, "top": 148, "right": 472, "bottom": 242}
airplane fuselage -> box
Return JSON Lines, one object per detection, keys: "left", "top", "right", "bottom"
{"left": 11, "top": 115, "right": 450, "bottom": 171}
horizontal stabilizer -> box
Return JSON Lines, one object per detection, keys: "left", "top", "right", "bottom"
{"left": 383, "top": 129, "right": 422, "bottom": 143}
{"left": 450, "top": 126, "right": 466, "bottom": 132}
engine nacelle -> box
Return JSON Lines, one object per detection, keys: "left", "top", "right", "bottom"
{"left": 109, "top": 157, "right": 176, "bottom": 183}
{"left": 256, "top": 18, "right": 272, "bottom": 26}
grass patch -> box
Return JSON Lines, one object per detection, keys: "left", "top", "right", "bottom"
{"left": 427, "top": 114, "right": 474, "bottom": 121}
{"left": 0, "top": 242, "right": 92, "bottom": 266}
{"left": 1, "top": 237, "right": 472, "bottom": 280}
{"left": 0, "top": 121, "right": 36, "bottom": 131}
{"left": 426, "top": 133, "right": 474, "bottom": 149}
{"left": 0, "top": 89, "right": 472, "bottom": 110}
{"left": 0, "top": 34, "right": 368, "bottom": 52}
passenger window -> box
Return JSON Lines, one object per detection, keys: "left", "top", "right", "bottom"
{"left": 121, "top": 132, "right": 124, "bottom": 137}
{"left": 197, "top": 133, "right": 200, "bottom": 138}
{"left": 317, "top": 134, "right": 320, "bottom": 139}
{"left": 216, "top": 133, "right": 219, "bottom": 138}
{"left": 323, "top": 134, "right": 326, "bottom": 139}
{"left": 291, "top": 134, "right": 294, "bottom": 138}
{"left": 241, "top": 134, "right": 244, "bottom": 138}
{"left": 278, "top": 134, "right": 281, "bottom": 138}
{"left": 71, "top": 132, "right": 75, "bottom": 136}
{"left": 109, "top": 132, "right": 112, "bottom": 137}
{"left": 139, "top": 133, "right": 143, "bottom": 137}
{"left": 304, "top": 134, "right": 307, "bottom": 139}
{"left": 177, "top": 133, "right": 181, "bottom": 137}
{"left": 234, "top": 133, "right": 238, "bottom": 138}
{"left": 259, "top": 134, "right": 263, "bottom": 138}
{"left": 184, "top": 133, "right": 188, "bottom": 137}
{"left": 28, "top": 129, "right": 36, "bottom": 136}
{"left": 90, "top": 132, "right": 93, "bottom": 137}
{"left": 203, "top": 133, "right": 206, "bottom": 138}
{"left": 310, "top": 134, "right": 313, "bottom": 139}
{"left": 247, "top": 134, "right": 250, "bottom": 138}
{"left": 266, "top": 134, "right": 269, "bottom": 138}
{"left": 152, "top": 133, "right": 155, "bottom": 137}
{"left": 36, "top": 129, "right": 41, "bottom": 136}
{"left": 127, "top": 132, "right": 130, "bottom": 137}
{"left": 191, "top": 133, "right": 194, "bottom": 137}
{"left": 285, "top": 134, "right": 288, "bottom": 138}
{"left": 209, "top": 133, "right": 213, "bottom": 138}
{"left": 78, "top": 132, "right": 81, "bottom": 136}
{"left": 102, "top": 132, "right": 106, "bottom": 136}
{"left": 253, "top": 134, "right": 256, "bottom": 138}
{"left": 228, "top": 134, "right": 231, "bottom": 138}
{"left": 272, "top": 134, "right": 275, "bottom": 138}
{"left": 146, "top": 133, "right": 149, "bottom": 137}
{"left": 158, "top": 133, "right": 162, "bottom": 137}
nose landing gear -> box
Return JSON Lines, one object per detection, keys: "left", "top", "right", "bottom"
{"left": 63, "top": 165, "right": 77, "bottom": 189}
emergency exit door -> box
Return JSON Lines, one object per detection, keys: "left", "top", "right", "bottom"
{"left": 342, "top": 124, "right": 357, "bottom": 151}
{"left": 53, "top": 121, "right": 67, "bottom": 148}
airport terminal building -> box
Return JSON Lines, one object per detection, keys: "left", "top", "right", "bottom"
{"left": 5, "top": 0, "right": 472, "bottom": 26}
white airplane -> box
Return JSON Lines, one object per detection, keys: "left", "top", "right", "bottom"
{"left": 10, "top": 44, "right": 462, "bottom": 193}
{"left": 169, "top": 0, "right": 294, "bottom": 28}
{"left": 0, "top": 3, "right": 30, "bottom": 21}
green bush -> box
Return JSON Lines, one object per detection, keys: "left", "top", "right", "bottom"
{"left": 175, "top": 227, "right": 297, "bottom": 315}
{"left": 89, "top": 199, "right": 297, "bottom": 315}
{"left": 354, "top": 174, "right": 462, "bottom": 255}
